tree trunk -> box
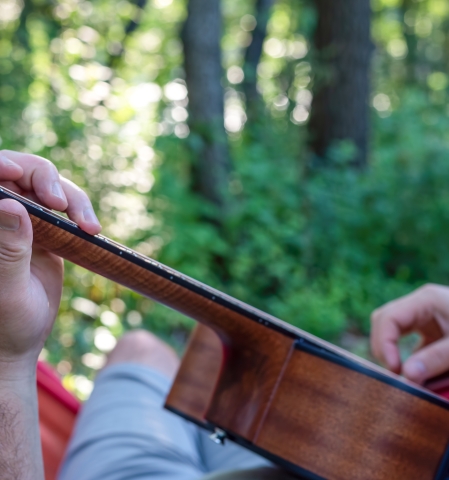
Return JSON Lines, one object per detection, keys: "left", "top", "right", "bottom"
{"left": 442, "top": 18, "right": 449, "bottom": 79}
{"left": 401, "top": 0, "right": 419, "bottom": 84}
{"left": 308, "top": 0, "right": 373, "bottom": 168}
{"left": 242, "top": 0, "right": 274, "bottom": 121}
{"left": 182, "top": 0, "right": 230, "bottom": 211}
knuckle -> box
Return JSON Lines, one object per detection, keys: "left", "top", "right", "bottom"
{"left": 419, "top": 283, "right": 439, "bottom": 296}
{"left": 370, "top": 308, "right": 383, "bottom": 325}
{"left": 0, "top": 149, "right": 14, "bottom": 157}
{"left": 20, "top": 152, "right": 55, "bottom": 172}
{"left": 41, "top": 158, "right": 58, "bottom": 175}
{"left": 370, "top": 309, "right": 379, "bottom": 323}
{"left": 417, "top": 283, "right": 449, "bottom": 305}
{"left": 431, "top": 346, "right": 449, "bottom": 370}
{"left": 80, "top": 190, "right": 91, "bottom": 203}
{"left": 0, "top": 241, "right": 29, "bottom": 264}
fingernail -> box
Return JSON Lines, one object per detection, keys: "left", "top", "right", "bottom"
{"left": 52, "top": 182, "right": 66, "bottom": 201}
{"left": 0, "top": 154, "right": 19, "bottom": 167}
{"left": 83, "top": 207, "right": 100, "bottom": 225}
{"left": 0, "top": 210, "right": 20, "bottom": 231}
{"left": 403, "top": 359, "right": 427, "bottom": 382}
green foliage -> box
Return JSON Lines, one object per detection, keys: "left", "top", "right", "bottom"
{"left": 154, "top": 93, "right": 449, "bottom": 348}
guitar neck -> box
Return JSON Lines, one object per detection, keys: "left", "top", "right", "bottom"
{"left": 1, "top": 186, "right": 447, "bottom": 403}
{"left": 0, "top": 186, "right": 298, "bottom": 337}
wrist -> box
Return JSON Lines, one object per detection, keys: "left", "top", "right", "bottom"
{"left": 0, "top": 353, "right": 39, "bottom": 389}
{"left": 0, "top": 371, "right": 37, "bottom": 397}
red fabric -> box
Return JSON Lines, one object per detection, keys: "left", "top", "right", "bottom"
{"left": 37, "top": 361, "right": 80, "bottom": 480}
{"left": 37, "top": 362, "right": 80, "bottom": 414}
{"left": 430, "top": 386, "right": 449, "bottom": 400}
{"left": 424, "top": 373, "right": 449, "bottom": 400}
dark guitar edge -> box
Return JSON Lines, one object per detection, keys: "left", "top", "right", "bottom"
{"left": 436, "top": 445, "right": 449, "bottom": 480}
{"left": 1, "top": 186, "right": 449, "bottom": 413}
{"left": 165, "top": 404, "right": 326, "bottom": 480}
{"left": 168, "top": 402, "right": 449, "bottom": 480}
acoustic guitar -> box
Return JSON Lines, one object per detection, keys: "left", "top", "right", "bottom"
{"left": 2, "top": 185, "right": 449, "bottom": 480}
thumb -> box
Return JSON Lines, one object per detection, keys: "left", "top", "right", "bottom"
{"left": 0, "top": 199, "right": 33, "bottom": 287}
{"left": 403, "top": 336, "right": 449, "bottom": 385}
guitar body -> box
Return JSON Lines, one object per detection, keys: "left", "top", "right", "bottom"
{"left": 166, "top": 325, "right": 449, "bottom": 480}
{"left": 1, "top": 186, "right": 449, "bottom": 480}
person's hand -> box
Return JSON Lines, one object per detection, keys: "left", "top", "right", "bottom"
{"left": 0, "top": 150, "right": 101, "bottom": 379}
{"left": 371, "top": 284, "right": 449, "bottom": 385}
{"left": 0, "top": 150, "right": 102, "bottom": 480}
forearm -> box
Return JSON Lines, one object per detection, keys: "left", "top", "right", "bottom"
{"left": 0, "top": 375, "right": 43, "bottom": 480}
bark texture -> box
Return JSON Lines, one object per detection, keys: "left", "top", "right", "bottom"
{"left": 401, "top": 0, "right": 419, "bottom": 84}
{"left": 308, "top": 0, "right": 373, "bottom": 168}
{"left": 182, "top": 0, "right": 230, "bottom": 210}
{"left": 242, "top": 0, "right": 274, "bottom": 119}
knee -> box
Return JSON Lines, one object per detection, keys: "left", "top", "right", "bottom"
{"left": 104, "top": 330, "right": 180, "bottom": 379}
{"left": 115, "top": 330, "right": 162, "bottom": 351}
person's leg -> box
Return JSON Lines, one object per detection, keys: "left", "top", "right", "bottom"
{"left": 60, "top": 329, "right": 281, "bottom": 480}
{"left": 58, "top": 330, "right": 206, "bottom": 480}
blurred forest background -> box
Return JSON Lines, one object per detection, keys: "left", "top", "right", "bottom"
{"left": 2, "top": 0, "right": 449, "bottom": 398}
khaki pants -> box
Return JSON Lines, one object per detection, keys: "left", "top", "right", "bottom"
{"left": 58, "top": 364, "right": 296, "bottom": 480}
